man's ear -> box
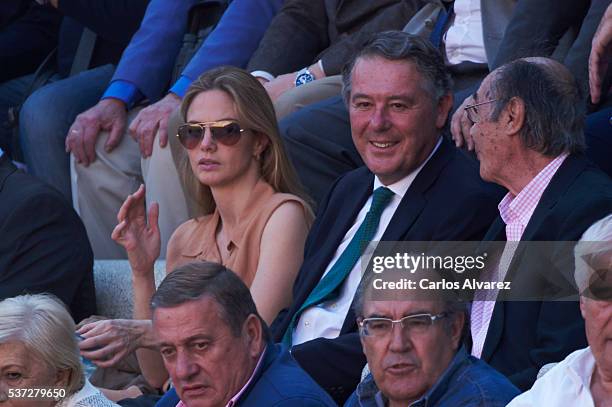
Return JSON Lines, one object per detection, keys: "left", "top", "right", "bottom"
{"left": 502, "top": 97, "right": 525, "bottom": 136}
{"left": 435, "top": 93, "right": 454, "bottom": 129}
{"left": 243, "top": 314, "right": 264, "bottom": 358}
{"left": 579, "top": 296, "right": 587, "bottom": 319}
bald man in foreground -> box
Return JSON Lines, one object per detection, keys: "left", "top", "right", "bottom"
{"left": 467, "top": 57, "right": 612, "bottom": 390}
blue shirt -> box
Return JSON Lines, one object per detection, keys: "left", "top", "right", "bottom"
{"left": 345, "top": 347, "right": 520, "bottom": 407}
{"left": 155, "top": 343, "right": 336, "bottom": 407}
{"left": 102, "top": 0, "right": 284, "bottom": 107}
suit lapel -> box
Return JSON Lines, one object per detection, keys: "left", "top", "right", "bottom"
{"left": 296, "top": 171, "right": 373, "bottom": 308}
{"left": 383, "top": 138, "right": 455, "bottom": 241}
{"left": 520, "top": 155, "right": 586, "bottom": 242}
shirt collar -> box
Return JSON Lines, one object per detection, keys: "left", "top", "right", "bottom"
{"left": 408, "top": 346, "right": 470, "bottom": 406}
{"left": 226, "top": 346, "right": 267, "bottom": 407}
{"left": 567, "top": 347, "right": 597, "bottom": 390}
{"left": 373, "top": 136, "right": 442, "bottom": 199}
{"left": 356, "top": 346, "right": 469, "bottom": 407}
{"left": 498, "top": 153, "right": 568, "bottom": 228}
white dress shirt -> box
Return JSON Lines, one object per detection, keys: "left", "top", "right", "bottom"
{"left": 444, "top": 0, "right": 487, "bottom": 65}
{"left": 292, "top": 138, "right": 442, "bottom": 346}
{"left": 506, "top": 347, "right": 597, "bottom": 407}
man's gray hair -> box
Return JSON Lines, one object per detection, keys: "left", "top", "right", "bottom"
{"left": 489, "top": 58, "right": 586, "bottom": 156}
{"left": 352, "top": 269, "right": 468, "bottom": 344}
{"left": 0, "top": 294, "right": 84, "bottom": 395}
{"left": 151, "top": 261, "right": 270, "bottom": 340}
{"left": 574, "top": 214, "right": 612, "bottom": 295}
{"left": 341, "top": 31, "right": 452, "bottom": 105}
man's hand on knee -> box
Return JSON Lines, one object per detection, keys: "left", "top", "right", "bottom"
{"left": 128, "top": 93, "right": 181, "bottom": 158}
{"left": 66, "top": 98, "right": 128, "bottom": 166}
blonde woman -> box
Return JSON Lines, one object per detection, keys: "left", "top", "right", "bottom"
{"left": 78, "top": 66, "right": 313, "bottom": 390}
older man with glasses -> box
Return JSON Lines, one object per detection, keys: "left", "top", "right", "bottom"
{"left": 344, "top": 271, "right": 519, "bottom": 407}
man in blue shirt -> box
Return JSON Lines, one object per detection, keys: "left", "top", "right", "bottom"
{"left": 150, "top": 261, "right": 336, "bottom": 407}
{"left": 345, "top": 271, "right": 519, "bottom": 407}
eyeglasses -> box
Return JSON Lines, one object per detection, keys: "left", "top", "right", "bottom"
{"left": 464, "top": 99, "right": 498, "bottom": 123}
{"left": 358, "top": 313, "right": 447, "bottom": 338}
{"left": 176, "top": 120, "right": 246, "bottom": 149}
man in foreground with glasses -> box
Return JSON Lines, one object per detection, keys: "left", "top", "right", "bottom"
{"left": 345, "top": 271, "right": 519, "bottom": 406}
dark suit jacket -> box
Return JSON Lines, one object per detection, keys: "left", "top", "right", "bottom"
{"left": 246, "top": 0, "right": 427, "bottom": 76}
{"left": 479, "top": 154, "right": 612, "bottom": 390}
{"left": 270, "top": 138, "right": 504, "bottom": 403}
{"left": 0, "top": 155, "right": 95, "bottom": 322}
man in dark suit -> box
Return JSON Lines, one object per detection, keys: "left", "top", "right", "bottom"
{"left": 280, "top": 0, "right": 593, "bottom": 207}
{"left": 269, "top": 32, "right": 503, "bottom": 404}
{"left": 468, "top": 57, "right": 612, "bottom": 390}
{"left": 0, "top": 147, "right": 95, "bottom": 322}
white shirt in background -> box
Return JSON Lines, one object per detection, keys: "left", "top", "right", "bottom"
{"left": 506, "top": 347, "right": 597, "bottom": 407}
{"left": 444, "top": 0, "right": 487, "bottom": 65}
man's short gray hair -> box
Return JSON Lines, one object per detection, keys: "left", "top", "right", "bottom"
{"left": 341, "top": 31, "right": 452, "bottom": 105}
{"left": 489, "top": 58, "right": 586, "bottom": 156}
{"left": 574, "top": 214, "right": 612, "bottom": 295}
{"left": 151, "top": 261, "right": 270, "bottom": 340}
{"left": 0, "top": 294, "right": 84, "bottom": 395}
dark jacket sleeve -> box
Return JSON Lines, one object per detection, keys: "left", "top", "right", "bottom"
{"left": 0, "top": 179, "right": 95, "bottom": 322}
{"left": 319, "top": 0, "right": 425, "bottom": 76}
{"left": 58, "top": 0, "right": 149, "bottom": 44}
{"left": 491, "top": 0, "right": 589, "bottom": 69}
{"left": 246, "top": 0, "right": 330, "bottom": 76}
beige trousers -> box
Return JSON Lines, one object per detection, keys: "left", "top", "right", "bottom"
{"left": 71, "top": 109, "right": 189, "bottom": 259}
{"left": 274, "top": 75, "right": 343, "bottom": 120}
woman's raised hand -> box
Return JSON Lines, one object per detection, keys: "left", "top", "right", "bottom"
{"left": 111, "top": 184, "right": 161, "bottom": 275}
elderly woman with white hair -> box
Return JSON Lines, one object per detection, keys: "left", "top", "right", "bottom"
{"left": 507, "top": 213, "right": 612, "bottom": 406}
{"left": 0, "top": 294, "right": 119, "bottom": 407}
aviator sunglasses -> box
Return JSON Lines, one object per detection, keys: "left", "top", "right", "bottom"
{"left": 176, "top": 120, "right": 246, "bottom": 149}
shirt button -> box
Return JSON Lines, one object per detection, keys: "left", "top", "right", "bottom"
{"left": 331, "top": 303, "right": 337, "bottom": 309}
{"left": 304, "top": 321, "right": 310, "bottom": 327}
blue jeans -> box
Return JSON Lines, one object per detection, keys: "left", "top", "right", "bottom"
{"left": 19, "top": 64, "right": 114, "bottom": 200}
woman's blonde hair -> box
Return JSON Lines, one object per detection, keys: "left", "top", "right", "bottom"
{"left": 0, "top": 294, "right": 84, "bottom": 396}
{"left": 178, "top": 66, "right": 311, "bottom": 216}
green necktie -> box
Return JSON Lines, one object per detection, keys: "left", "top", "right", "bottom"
{"left": 282, "top": 186, "right": 395, "bottom": 345}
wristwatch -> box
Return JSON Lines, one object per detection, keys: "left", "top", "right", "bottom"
{"left": 295, "top": 67, "right": 316, "bottom": 87}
